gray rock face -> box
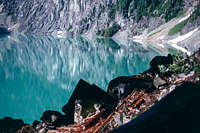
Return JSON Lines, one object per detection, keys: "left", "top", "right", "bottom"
{"left": 0, "top": 0, "right": 112, "bottom": 35}
{"left": 181, "top": 16, "right": 200, "bottom": 35}
{"left": 153, "top": 76, "right": 167, "bottom": 88}
{"left": 0, "top": 0, "right": 198, "bottom": 37}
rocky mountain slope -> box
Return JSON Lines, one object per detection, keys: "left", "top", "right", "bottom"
{"left": 0, "top": 0, "right": 199, "bottom": 40}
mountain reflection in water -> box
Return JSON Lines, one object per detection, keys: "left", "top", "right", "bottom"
{"left": 0, "top": 34, "right": 161, "bottom": 123}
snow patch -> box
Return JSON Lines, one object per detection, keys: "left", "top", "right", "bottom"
{"left": 56, "top": 30, "right": 66, "bottom": 38}
{"left": 133, "top": 39, "right": 144, "bottom": 44}
{"left": 157, "top": 35, "right": 164, "bottom": 40}
{"left": 170, "top": 43, "right": 191, "bottom": 55}
{"left": 132, "top": 35, "right": 144, "bottom": 44}
{"left": 178, "top": 14, "right": 190, "bottom": 23}
{"left": 167, "top": 28, "right": 199, "bottom": 55}
{"left": 168, "top": 28, "right": 198, "bottom": 44}
{"left": 158, "top": 43, "right": 165, "bottom": 48}
{"left": 0, "top": 4, "right": 3, "bottom": 12}
{"left": 132, "top": 35, "right": 143, "bottom": 40}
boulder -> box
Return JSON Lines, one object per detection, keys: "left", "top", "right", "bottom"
{"left": 40, "top": 110, "right": 68, "bottom": 129}
{"left": 19, "top": 125, "right": 34, "bottom": 133}
{"left": 62, "top": 79, "right": 116, "bottom": 125}
{"left": 107, "top": 75, "right": 155, "bottom": 99}
{"left": 150, "top": 54, "right": 173, "bottom": 68}
{"left": 32, "top": 120, "right": 40, "bottom": 129}
{"left": 153, "top": 76, "right": 167, "bottom": 88}
{"left": 0, "top": 117, "right": 24, "bottom": 133}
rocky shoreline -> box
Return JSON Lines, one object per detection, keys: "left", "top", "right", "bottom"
{"left": 0, "top": 48, "right": 200, "bottom": 133}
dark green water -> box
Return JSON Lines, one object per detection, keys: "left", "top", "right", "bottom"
{"left": 0, "top": 34, "right": 162, "bottom": 124}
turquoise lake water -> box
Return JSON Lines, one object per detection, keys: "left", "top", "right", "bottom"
{"left": 0, "top": 34, "right": 162, "bottom": 124}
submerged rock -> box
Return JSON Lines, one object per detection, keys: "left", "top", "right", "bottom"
{"left": 0, "top": 117, "right": 24, "bottom": 133}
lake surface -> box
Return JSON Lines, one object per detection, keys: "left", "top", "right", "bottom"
{"left": 0, "top": 34, "right": 162, "bottom": 124}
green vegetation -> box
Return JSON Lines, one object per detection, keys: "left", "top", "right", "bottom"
{"left": 106, "top": 0, "right": 184, "bottom": 22}
{"left": 129, "top": 0, "right": 184, "bottom": 22}
{"left": 168, "top": 18, "right": 189, "bottom": 36}
{"left": 107, "top": 0, "right": 132, "bottom": 19}
{"left": 96, "top": 23, "right": 121, "bottom": 37}
{"left": 116, "top": 0, "right": 132, "bottom": 18}
{"left": 167, "top": 1, "right": 200, "bottom": 36}
{"left": 148, "top": 29, "right": 162, "bottom": 37}
{"left": 108, "top": 5, "right": 117, "bottom": 20}
{"left": 98, "top": 5, "right": 106, "bottom": 18}
{"left": 176, "top": 9, "right": 186, "bottom": 18}
{"left": 160, "top": 52, "right": 200, "bottom": 74}
{"left": 131, "top": 115, "right": 137, "bottom": 120}
{"left": 189, "top": 1, "right": 200, "bottom": 21}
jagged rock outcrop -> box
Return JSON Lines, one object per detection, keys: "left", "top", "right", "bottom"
{"left": 62, "top": 79, "right": 116, "bottom": 124}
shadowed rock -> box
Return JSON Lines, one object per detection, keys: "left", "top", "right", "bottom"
{"left": 32, "top": 120, "right": 40, "bottom": 129}
{"left": 150, "top": 54, "right": 173, "bottom": 68}
{"left": 107, "top": 76, "right": 155, "bottom": 100}
{"left": 143, "top": 54, "right": 173, "bottom": 75}
{"left": 111, "top": 82, "right": 200, "bottom": 133}
{"left": 19, "top": 125, "right": 34, "bottom": 133}
{"left": 0, "top": 26, "right": 10, "bottom": 34}
{"left": 62, "top": 79, "right": 116, "bottom": 124}
{"left": 40, "top": 110, "right": 69, "bottom": 129}
{"left": 0, "top": 117, "right": 24, "bottom": 133}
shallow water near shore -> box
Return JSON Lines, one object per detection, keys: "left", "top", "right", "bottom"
{"left": 0, "top": 34, "right": 162, "bottom": 124}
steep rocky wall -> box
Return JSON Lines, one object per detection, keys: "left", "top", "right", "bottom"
{"left": 0, "top": 0, "right": 198, "bottom": 37}
{"left": 0, "top": 0, "right": 111, "bottom": 35}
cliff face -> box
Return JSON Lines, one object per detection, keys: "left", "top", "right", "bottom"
{"left": 0, "top": 0, "right": 111, "bottom": 35}
{"left": 0, "top": 0, "right": 199, "bottom": 37}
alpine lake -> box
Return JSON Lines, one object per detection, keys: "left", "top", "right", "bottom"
{"left": 0, "top": 34, "right": 169, "bottom": 124}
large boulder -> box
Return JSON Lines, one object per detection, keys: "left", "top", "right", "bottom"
{"left": 62, "top": 79, "right": 116, "bottom": 125}
{"left": 107, "top": 75, "right": 155, "bottom": 100}
{"left": 143, "top": 54, "right": 173, "bottom": 75}
{"left": 150, "top": 54, "right": 173, "bottom": 68}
